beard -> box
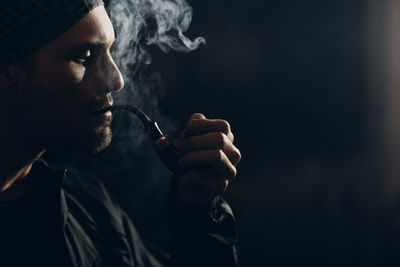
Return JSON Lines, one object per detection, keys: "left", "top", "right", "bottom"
{"left": 13, "top": 72, "right": 113, "bottom": 157}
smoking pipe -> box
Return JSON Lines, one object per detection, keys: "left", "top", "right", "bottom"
{"left": 95, "top": 105, "right": 184, "bottom": 175}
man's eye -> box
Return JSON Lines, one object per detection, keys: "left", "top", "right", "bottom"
{"left": 73, "top": 50, "right": 92, "bottom": 64}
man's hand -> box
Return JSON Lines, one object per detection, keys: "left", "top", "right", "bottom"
{"left": 176, "top": 113, "right": 241, "bottom": 206}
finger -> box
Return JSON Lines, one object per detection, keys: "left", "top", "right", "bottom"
{"left": 178, "top": 149, "right": 237, "bottom": 179}
{"left": 189, "top": 113, "right": 206, "bottom": 120}
{"left": 179, "top": 113, "right": 206, "bottom": 139}
{"left": 177, "top": 132, "right": 241, "bottom": 166}
{"left": 185, "top": 119, "right": 234, "bottom": 143}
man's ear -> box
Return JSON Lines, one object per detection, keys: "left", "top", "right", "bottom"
{"left": 0, "top": 67, "right": 14, "bottom": 89}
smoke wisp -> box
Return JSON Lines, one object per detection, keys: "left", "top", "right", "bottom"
{"left": 103, "top": 0, "right": 206, "bottom": 179}
{"left": 106, "top": 0, "right": 205, "bottom": 138}
{"left": 108, "top": 0, "right": 205, "bottom": 64}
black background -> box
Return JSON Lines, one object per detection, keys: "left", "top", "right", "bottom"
{"left": 154, "top": 1, "right": 369, "bottom": 265}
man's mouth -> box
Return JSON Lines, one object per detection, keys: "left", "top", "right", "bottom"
{"left": 89, "top": 103, "right": 113, "bottom": 128}
{"left": 91, "top": 102, "right": 113, "bottom": 116}
{"left": 92, "top": 108, "right": 112, "bottom": 116}
{"left": 96, "top": 109, "right": 112, "bottom": 117}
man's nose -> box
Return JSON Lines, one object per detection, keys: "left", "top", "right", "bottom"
{"left": 98, "top": 54, "right": 124, "bottom": 95}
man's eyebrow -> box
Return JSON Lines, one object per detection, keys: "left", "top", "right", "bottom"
{"left": 68, "top": 42, "right": 106, "bottom": 53}
{"left": 67, "top": 36, "right": 116, "bottom": 53}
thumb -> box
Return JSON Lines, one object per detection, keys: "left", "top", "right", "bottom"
{"left": 189, "top": 113, "right": 206, "bottom": 120}
{"left": 179, "top": 113, "right": 206, "bottom": 140}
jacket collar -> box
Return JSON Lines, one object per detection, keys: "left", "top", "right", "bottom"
{"left": 32, "top": 158, "right": 69, "bottom": 229}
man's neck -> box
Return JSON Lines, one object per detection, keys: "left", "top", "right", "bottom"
{"left": 0, "top": 150, "right": 45, "bottom": 201}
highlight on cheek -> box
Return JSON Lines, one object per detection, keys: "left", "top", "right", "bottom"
{"left": 67, "top": 61, "right": 87, "bottom": 84}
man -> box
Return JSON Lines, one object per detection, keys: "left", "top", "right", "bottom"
{"left": 0, "top": 1, "right": 241, "bottom": 266}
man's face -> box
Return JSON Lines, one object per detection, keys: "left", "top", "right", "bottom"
{"left": 11, "top": 5, "right": 124, "bottom": 154}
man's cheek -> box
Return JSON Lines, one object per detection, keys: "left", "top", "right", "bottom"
{"left": 65, "top": 63, "right": 86, "bottom": 84}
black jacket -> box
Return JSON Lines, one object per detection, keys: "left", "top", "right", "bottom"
{"left": 0, "top": 159, "right": 239, "bottom": 267}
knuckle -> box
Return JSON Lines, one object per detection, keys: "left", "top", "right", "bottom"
{"left": 192, "top": 112, "right": 205, "bottom": 118}
{"left": 214, "top": 149, "right": 225, "bottom": 161}
{"left": 187, "top": 113, "right": 205, "bottom": 127}
{"left": 229, "top": 166, "right": 237, "bottom": 179}
{"left": 220, "top": 120, "right": 231, "bottom": 134}
{"left": 230, "top": 132, "right": 235, "bottom": 143}
{"left": 232, "top": 148, "right": 242, "bottom": 164}
{"left": 214, "top": 132, "right": 227, "bottom": 148}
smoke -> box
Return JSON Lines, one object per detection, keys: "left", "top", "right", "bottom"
{"left": 108, "top": 0, "right": 205, "bottom": 63}
{"left": 106, "top": 0, "right": 205, "bottom": 139}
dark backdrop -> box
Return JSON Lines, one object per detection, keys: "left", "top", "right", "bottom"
{"left": 152, "top": 1, "right": 370, "bottom": 266}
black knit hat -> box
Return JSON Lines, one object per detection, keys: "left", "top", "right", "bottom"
{"left": 0, "top": 0, "right": 104, "bottom": 68}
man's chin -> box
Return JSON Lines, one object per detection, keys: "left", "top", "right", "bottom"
{"left": 80, "top": 125, "right": 113, "bottom": 154}
{"left": 46, "top": 126, "right": 113, "bottom": 156}
{"left": 90, "top": 127, "right": 112, "bottom": 154}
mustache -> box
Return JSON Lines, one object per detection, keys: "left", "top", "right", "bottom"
{"left": 83, "top": 94, "right": 114, "bottom": 116}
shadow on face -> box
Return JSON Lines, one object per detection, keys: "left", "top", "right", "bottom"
{"left": 1, "top": 5, "right": 125, "bottom": 156}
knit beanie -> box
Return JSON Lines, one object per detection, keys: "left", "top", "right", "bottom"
{"left": 0, "top": 0, "right": 104, "bottom": 68}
